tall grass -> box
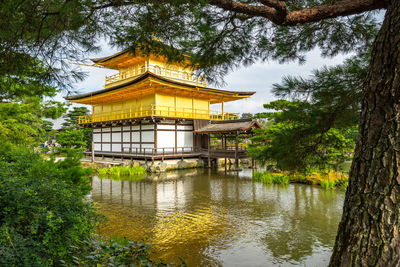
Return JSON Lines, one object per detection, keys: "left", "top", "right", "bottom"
{"left": 253, "top": 171, "right": 288, "bottom": 185}
{"left": 253, "top": 169, "right": 348, "bottom": 189}
{"left": 97, "top": 165, "right": 146, "bottom": 177}
{"left": 320, "top": 179, "right": 336, "bottom": 190}
{"left": 272, "top": 174, "right": 290, "bottom": 185}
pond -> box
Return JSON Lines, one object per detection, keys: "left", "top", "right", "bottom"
{"left": 91, "top": 169, "right": 345, "bottom": 266}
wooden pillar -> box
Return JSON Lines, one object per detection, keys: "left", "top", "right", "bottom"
{"left": 222, "top": 100, "right": 224, "bottom": 120}
{"left": 91, "top": 140, "right": 95, "bottom": 163}
{"left": 235, "top": 131, "right": 239, "bottom": 169}
{"left": 223, "top": 134, "right": 227, "bottom": 171}
{"left": 208, "top": 134, "right": 211, "bottom": 168}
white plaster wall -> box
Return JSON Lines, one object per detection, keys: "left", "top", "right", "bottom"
{"left": 177, "top": 131, "right": 193, "bottom": 149}
{"left": 112, "top": 126, "right": 121, "bottom": 132}
{"left": 141, "top": 131, "right": 154, "bottom": 142}
{"left": 93, "top": 128, "right": 101, "bottom": 133}
{"left": 177, "top": 125, "right": 193, "bottom": 130}
{"left": 123, "top": 126, "right": 131, "bottom": 131}
{"left": 132, "top": 125, "right": 140, "bottom": 131}
{"left": 102, "top": 144, "right": 110, "bottom": 151}
{"left": 94, "top": 143, "right": 101, "bottom": 151}
{"left": 142, "top": 124, "right": 154, "bottom": 130}
{"left": 112, "top": 144, "right": 121, "bottom": 152}
{"left": 123, "top": 132, "right": 130, "bottom": 142}
{"left": 157, "top": 131, "right": 175, "bottom": 152}
{"left": 93, "top": 134, "right": 101, "bottom": 142}
{"left": 102, "top": 133, "right": 110, "bottom": 142}
{"left": 102, "top": 127, "right": 111, "bottom": 132}
{"left": 112, "top": 132, "right": 121, "bottom": 142}
{"left": 158, "top": 125, "right": 175, "bottom": 130}
{"left": 132, "top": 143, "right": 140, "bottom": 149}
{"left": 132, "top": 132, "right": 140, "bottom": 142}
{"left": 142, "top": 143, "right": 155, "bottom": 149}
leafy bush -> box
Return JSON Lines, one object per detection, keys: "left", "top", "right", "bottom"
{"left": 69, "top": 237, "right": 172, "bottom": 266}
{"left": 0, "top": 144, "right": 95, "bottom": 266}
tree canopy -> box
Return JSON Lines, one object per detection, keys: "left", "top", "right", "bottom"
{"left": 0, "top": 0, "right": 398, "bottom": 265}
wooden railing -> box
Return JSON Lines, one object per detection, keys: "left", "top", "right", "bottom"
{"left": 210, "top": 144, "right": 248, "bottom": 151}
{"left": 78, "top": 104, "right": 239, "bottom": 124}
{"left": 122, "top": 147, "right": 197, "bottom": 156}
{"left": 105, "top": 64, "right": 207, "bottom": 87}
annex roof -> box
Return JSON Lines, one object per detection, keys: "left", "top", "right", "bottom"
{"left": 65, "top": 72, "right": 255, "bottom": 105}
{"left": 194, "top": 119, "right": 262, "bottom": 134}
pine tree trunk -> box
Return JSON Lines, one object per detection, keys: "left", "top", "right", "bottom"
{"left": 329, "top": 1, "right": 400, "bottom": 266}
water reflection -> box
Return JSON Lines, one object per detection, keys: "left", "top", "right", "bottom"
{"left": 92, "top": 169, "right": 344, "bottom": 266}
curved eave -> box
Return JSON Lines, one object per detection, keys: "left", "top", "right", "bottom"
{"left": 193, "top": 120, "right": 262, "bottom": 134}
{"left": 65, "top": 72, "right": 255, "bottom": 104}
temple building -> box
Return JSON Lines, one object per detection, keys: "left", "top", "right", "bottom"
{"left": 66, "top": 48, "right": 261, "bottom": 166}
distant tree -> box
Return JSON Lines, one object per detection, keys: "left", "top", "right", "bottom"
{"left": 249, "top": 55, "right": 365, "bottom": 171}
{"left": 249, "top": 100, "right": 356, "bottom": 171}
{"left": 62, "top": 107, "right": 91, "bottom": 129}
{"left": 58, "top": 107, "right": 92, "bottom": 151}
{"left": 240, "top": 113, "right": 253, "bottom": 119}
{"left": 0, "top": 100, "right": 66, "bottom": 146}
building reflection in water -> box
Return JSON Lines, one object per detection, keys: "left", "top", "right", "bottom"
{"left": 92, "top": 169, "right": 344, "bottom": 267}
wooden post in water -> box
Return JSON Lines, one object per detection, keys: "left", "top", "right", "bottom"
{"left": 223, "top": 134, "right": 227, "bottom": 172}
{"left": 91, "top": 141, "right": 95, "bottom": 163}
{"left": 234, "top": 131, "right": 239, "bottom": 170}
{"left": 208, "top": 134, "right": 211, "bottom": 168}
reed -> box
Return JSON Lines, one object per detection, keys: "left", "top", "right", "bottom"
{"left": 97, "top": 168, "right": 109, "bottom": 175}
{"left": 261, "top": 172, "right": 274, "bottom": 184}
{"left": 320, "top": 179, "right": 336, "bottom": 190}
{"left": 272, "top": 174, "right": 290, "bottom": 185}
{"left": 96, "top": 165, "right": 146, "bottom": 177}
{"left": 253, "top": 169, "right": 348, "bottom": 189}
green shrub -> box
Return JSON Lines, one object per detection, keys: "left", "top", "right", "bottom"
{"left": 69, "top": 237, "right": 172, "bottom": 266}
{"left": 0, "top": 145, "right": 96, "bottom": 266}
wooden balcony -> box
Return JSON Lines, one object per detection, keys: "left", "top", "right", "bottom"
{"left": 78, "top": 104, "right": 239, "bottom": 124}
{"left": 105, "top": 64, "right": 207, "bottom": 88}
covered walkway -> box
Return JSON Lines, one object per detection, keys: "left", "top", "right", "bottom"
{"left": 194, "top": 119, "right": 262, "bottom": 169}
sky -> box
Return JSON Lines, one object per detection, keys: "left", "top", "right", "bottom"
{"left": 59, "top": 43, "right": 350, "bottom": 117}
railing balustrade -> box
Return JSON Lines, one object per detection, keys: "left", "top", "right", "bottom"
{"left": 78, "top": 104, "right": 239, "bottom": 124}
{"left": 104, "top": 64, "right": 207, "bottom": 87}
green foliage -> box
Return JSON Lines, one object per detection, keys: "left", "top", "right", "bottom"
{"left": 69, "top": 238, "right": 172, "bottom": 266}
{"left": 252, "top": 171, "right": 289, "bottom": 185}
{"left": 0, "top": 100, "right": 66, "bottom": 146}
{"left": 320, "top": 179, "right": 336, "bottom": 190}
{"left": 57, "top": 107, "right": 92, "bottom": 153}
{"left": 106, "top": 1, "right": 379, "bottom": 84}
{"left": 0, "top": 144, "right": 95, "bottom": 266}
{"left": 253, "top": 170, "right": 348, "bottom": 189}
{"left": 57, "top": 128, "right": 88, "bottom": 152}
{"left": 248, "top": 56, "right": 366, "bottom": 172}
{"left": 97, "top": 166, "right": 146, "bottom": 180}
{"left": 61, "top": 107, "right": 91, "bottom": 129}
{"left": 272, "top": 174, "right": 290, "bottom": 185}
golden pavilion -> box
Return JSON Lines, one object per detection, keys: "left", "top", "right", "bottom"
{"left": 66, "top": 48, "right": 261, "bottom": 164}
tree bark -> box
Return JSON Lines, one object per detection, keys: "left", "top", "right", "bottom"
{"left": 330, "top": 1, "right": 400, "bottom": 266}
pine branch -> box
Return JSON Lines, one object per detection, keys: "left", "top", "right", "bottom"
{"left": 208, "top": 0, "right": 388, "bottom": 26}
